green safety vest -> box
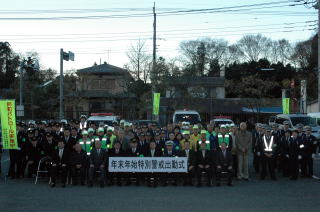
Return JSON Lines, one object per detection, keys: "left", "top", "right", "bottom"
{"left": 198, "top": 140, "right": 210, "bottom": 151}
{"left": 218, "top": 134, "right": 230, "bottom": 146}
{"left": 206, "top": 131, "right": 216, "bottom": 141}
{"left": 92, "top": 136, "right": 110, "bottom": 150}
{"left": 106, "top": 134, "right": 117, "bottom": 149}
{"left": 79, "top": 138, "right": 92, "bottom": 155}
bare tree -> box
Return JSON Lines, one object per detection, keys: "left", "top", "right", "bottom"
{"left": 236, "top": 34, "right": 272, "bottom": 62}
{"left": 290, "top": 40, "right": 312, "bottom": 69}
{"left": 125, "top": 39, "right": 151, "bottom": 83}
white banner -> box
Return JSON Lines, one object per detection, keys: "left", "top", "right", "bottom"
{"left": 108, "top": 157, "right": 188, "bottom": 173}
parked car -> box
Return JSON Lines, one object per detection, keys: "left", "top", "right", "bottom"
{"left": 272, "top": 114, "right": 320, "bottom": 139}
{"left": 210, "top": 118, "right": 234, "bottom": 128}
{"left": 173, "top": 110, "right": 201, "bottom": 125}
{"left": 86, "top": 113, "right": 119, "bottom": 127}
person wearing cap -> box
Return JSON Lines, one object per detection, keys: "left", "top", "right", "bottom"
{"left": 286, "top": 130, "right": 303, "bottom": 180}
{"left": 296, "top": 124, "right": 305, "bottom": 137}
{"left": 279, "top": 129, "right": 291, "bottom": 177}
{"left": 180, "top": 131, "right": 191, "bottom": 151}
{"left": 235, "top": 122, "right": 252, "bottom": 180}
{"left": 106, "top": 127, "right": 117, "bottom": 149}
{"left": 258, "top": 127, "right": 277, "bottom": 180}
{"left": 88, "top": 140, "right": 107, "bottom": 188}
{"left": 79, "top": 130, "right": 92, "bottom": 156}
{"left": 280, "top": 121, "right": 290, "bottom": 137}
{"left": 217, "top": 125, "right": 233, "bottom": 152}
{"left": 87, "top": 128, "right": 95, "bottom": 140}
{"left": 92, "top": 127, "right": 109, "bottom": 150}
{"left": 173, "top": 133, "right": 183, "bottom": 152}
{"left": 189, "top": 125, "right": 200, "bottom": 151}
{"left": 50, "top": 140, "right": 70, "bottom": 188}
{"left": 108, "top": 140, "right": 125, "bottom": 186}
{"left": 25, "top": 136, "right": 42, "bottom": 178}
{"left": 197, "top": 134, "right": 211, "bottom": 152}
{"left": 70, "top": 143, "right": 87, "bottom": 186}
{"left": 162, "top": 140, "right": 179, "bottom": 186}
{"left": 206, "top": 124, "right": 218, "bottom": 151}
{"left": 300, "top": 126, "right": 317, "bottom": 178}
{"left": 79, "top": 115, "right": 87, "bottom": 130}
{"left": 126, "top": 138, "right": 144, "bottom": 186}
{"left": 179, "top": 140, "right": 196, "bottom": 186}
{"left": 196, "top": 141, "right": 214, "bottom": 187}
{"left": 215, "top": 142, "right": 233, "bottom": 186}
{"left": 41, "top": 132, "right": 57, "bottom": 157}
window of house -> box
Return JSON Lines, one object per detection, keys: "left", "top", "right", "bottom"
{"left": 89, "top": 79, "right": 116, "bottom": 90}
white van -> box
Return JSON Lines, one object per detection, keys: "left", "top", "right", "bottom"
{"left": 86, "top": 113, "right": 119, "bottom": 127}
{"left": 308, "top": 113, "right": 320, "bottom": 126}
{"left": 173, "top": 110, "right": 201, "bottom": 125}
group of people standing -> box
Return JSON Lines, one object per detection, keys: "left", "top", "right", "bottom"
{"left": 3, "top": 117, "right": 318, "bottom": 188}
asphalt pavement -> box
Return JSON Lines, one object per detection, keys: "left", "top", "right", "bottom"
{"left": 0, "top": 151, "right": 320, "bottom": 212}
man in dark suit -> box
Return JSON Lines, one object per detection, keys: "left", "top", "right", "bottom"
{"left": 108, "top": 140, "right": 125, "bottom": 186}
{"left": 50, "top": 140, "right": 70, "bottom": 188}
{"left": 145, "top": 140, "right": 163, "bottom": 187}
{"left": 162, "top": 140, "right": 180, "bottom": 186}
{"left": 71, "top": 143, "right": 87, "bottom": 185}
{"left": 179, "top": 140, "right": 196, "bottom": 186}
{"left": 25, "top": 136, "right": 42, "bottom": 178}
{"left": 287, "top": 130, "right": 303, "bottom": 180}
{"left": 125, "top": 138, "right": 143, "bottom": 186}
{"left": 196, "top": 141, "right": 213, "bottom": 187}
{"left": 215, "top": 142, "right": 233, "bottom": 186}
{"left": 279, "top": 130, "right": 291, "bottom": 177}
{"left": 300, "top": 126, "right": 317, "bottom": 178}
{"left": 137, "top": 133, "right": 147, "bottom": 153}
{"left": 41, "top": 132, "right": 57, "bottom": 157}
{"left": 61, "top": 128, "right": 77, "bottom": 153}
{"left": 88, "top": 140, "right": 107, "bottom": 187}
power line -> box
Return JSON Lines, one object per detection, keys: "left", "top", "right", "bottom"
{"left": 0, "top": 20, "right": 315, "bottom": 38}
{"left": 0, "top": 1, "right": 306, "bottom": 20}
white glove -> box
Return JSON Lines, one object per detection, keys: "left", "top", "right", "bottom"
{"left": 312, "top": 154, "right": 315, "bottom": 159}
{"left": 298, "top": 155, "right": 302, "bottom": 160}
{"left": 257, "top": 152, "right": 261, "bottom": 156}
{"left": 286, "top": 154, "right": 289, "bottom": 158}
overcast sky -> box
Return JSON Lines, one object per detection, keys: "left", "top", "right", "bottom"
{"left": 0, "top": 0, "right": 317, "bottom": 71}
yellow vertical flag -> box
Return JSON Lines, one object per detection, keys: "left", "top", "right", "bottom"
{"left": 282, "top": 98, "right": 290, "bottom": 114}
{"left": 0, "top": 100, "right": 18, "bottom": 149}
{"left": 153, "top": 93, "right": 160, "bottom": 115}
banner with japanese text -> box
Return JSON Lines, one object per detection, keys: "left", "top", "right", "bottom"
{"left": 0, "top": 100, "right": 18, "bottom": 149}
{"left": 108, "top": 157, "right": 188, "bottom": 173}
{"left": 153, "top": 93, "right": 160, "bottom": 115}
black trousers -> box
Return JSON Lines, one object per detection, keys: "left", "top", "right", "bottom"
{"left": 289, "top": 157, "right": 299, "bottom": 179}
{"left": 72, "top": 166, "right": 86, "bottom": 184}
{"left": 26, "top": 160, "right": 39, "bottom": 177}
{"left": 8, "top": 150, "right": 22, "bottom": 178}
{"left": 51, "top": 165, "right": 68, "bottom": 184}
{"left": 162, "top": 172, "right": 179, "bottom": 184}
{"left": 232, "top": 154, "right": 238, "bottom": 177}
{"left": 301, "top": 156, "right": 313, "bottom": 177}
{"left": 126, "top": 172, "right": 141, "bottom": 184}
{"left": 89, "top": 166, "right": 105, "bottom": 183}
{"left": 196, "top": 166, "right": 212, "bottom": 184}
{"left": 216, "top": 166, "right": 232, "bottom": 184}
{"left": 253, "top": 153, "right": 260, "bottom": 173}
{"left": 146, "top": 173, "right": 160, "bottom": 184}
{"left": 261, "top": 155, "right": 276, "bottom": 179}
{"left": 182, "top": 167, "right": 195, "bottom": 184}
{"left": 280, "top": 155, "right": 290, "bottom": 177}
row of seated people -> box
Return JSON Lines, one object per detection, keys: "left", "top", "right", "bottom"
{"left": 48, "top": 138, "right": 233, "bottom": 188}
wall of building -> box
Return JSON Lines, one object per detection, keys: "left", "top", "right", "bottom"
{"left": 307, "top": 102, "right": 319, "bottom": 113}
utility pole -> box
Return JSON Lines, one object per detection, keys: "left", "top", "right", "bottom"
{"left": 59, "top": 49, "right": 74, "bottom": 120}
{"left": 318, "top": 0, "right": 320, "bottom": 112}
{"left": 19, "top": 61, "right": 24, "bottom": 106}
{"left": 59, "top": 48, "right": 64, "bottom": 120}
{"left": 152, "top": 2, "right": 157, "bottom": 121}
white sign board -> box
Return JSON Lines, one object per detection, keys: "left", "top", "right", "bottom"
{"left": 16, "top": 105, "right": 24, "bottom": 117}
{"left": 108, "top": 157, "right": 188, "bottom": 173}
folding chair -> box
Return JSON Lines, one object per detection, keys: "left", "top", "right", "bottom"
{"left": 35, "top": 156, "right": 52, "bottom": 184}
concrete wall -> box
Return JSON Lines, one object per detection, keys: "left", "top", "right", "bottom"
{"left": 307, "top": 102, "right": 319, "bottom": 113}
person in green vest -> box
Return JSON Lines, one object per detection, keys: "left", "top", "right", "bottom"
{"left": 92, "top": 127, "right": 109, "bottom": 150}
{"left": 106, "top": 126, "right": 117, "bottom": 149}
{"left": 217, "top": 125, "right": 233, "bottom": 151}
{"left": 198, "top": 130, "right": 210, "bottom": 151}
{"left": 78, "top": 130, "right": 92, "bottom": 155}
{"left": 87, "top": 128, "right": 95, "bottom": 140}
